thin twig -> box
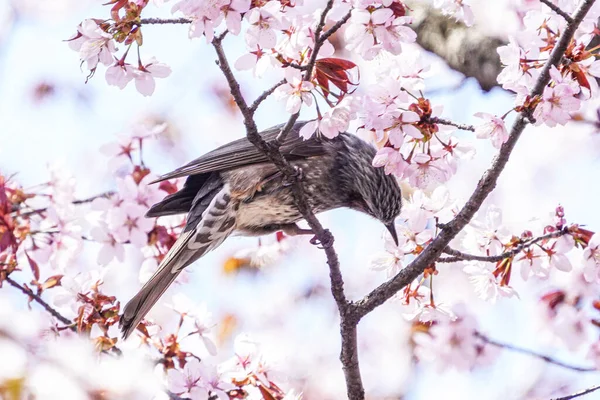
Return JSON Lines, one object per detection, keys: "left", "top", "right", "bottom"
{"left": 353, "top": 0, "right": 596, "bottom": 320}
{"left": 439, "top": 229, "right": 567, "bottom": 263}
{"left": 15, "top": 191, "right": 115, "bottom": 218}
{"left": 5, "top": 276, "right": 73, "bottom": 327}
{"left": 550, "top": 385, "right": 600, "bottom": 400}
{"left": 540, "top": 0, "right": 574, "bottom": 23}
{"left": 139, "top": 17, "right": 192, "bottom": 25}
{"left": 429, "top": 116, "right": 475, "bottom": 132}
{"left": 476, "top": 332, "right": 596, "bottom": 372}
{"left": 249, "top": 79, "right": 286, "bottom": 114}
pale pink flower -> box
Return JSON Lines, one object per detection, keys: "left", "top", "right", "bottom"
{"left": 516, "top": 246, "right": 547, "bottom": 281}
{"left": 370, "top": 234, "right": 407, "bottom": 278}
{"left": 90, "top": 224, "right": 125, "bottom": 265}
{"left": 543, "top": 235, "right": 574, "bottom": 273}
{"left": 170, "top": 294, "right": 217, "bottom": 355}
{"left": 107, "top": 203, "right": 154, "bottom": 246}
{"left": 300, "top": 97, "right": 359, "bottom": 139}
{"left": 274, "top": 69, "right": 314, "bottom": 114}
{"left": 117, "top": 174, "right": 164, "bottom": 209}
{"left": 100, "top": 136, "right": 137, "bottom": 171}
{"left": 105, "top": 62, "right": 134, "bottom": 89}
{"left": 463, "top": 263, "right": 518, "bottom": 303}
{"left": 244, "top": 1, "right": 284, "bottom": 49}
{"left": 406, "top": 302, "right": 456, "bottom": 324}
{"left": 404, "top": 153, "right": 452, "bottom": 189}
{"left": 497, "top": 37, "right": 525, "bottom": 87}
{"left": 223, "top": 0, "right": 251, "bottom": 35}
{"left": 534, "top": 69, "right": 581, "bottom": 127}
{"left": 388, "top": 110, "right": 421, "bottom": 146}
{"left": 372, "top": 147, "right": 407, "bottom": 177}
{"left": 473, "top": 112, "right": 509, "bottom": 148}
{"left": 413, "top": 309, "right": 498, "bottom": 371}
{"left": 68, "top": 19, "right": 116, "bottom": 71}
{"left": 167, "top": 358, "right": 206, "bottom": 398}
{"left": 234, "top": 48, "right": 281, "bottom": 77}
{"left": 463, "top": 206, "right": 510, "bottom": 257}
{"left": 583, "top": 234, "right": 600, "bottom": 283}
{"left": 433, "top": 0, "right": 474, "bottom": 26}
{"left": 130, "top": 58, "right": 172, "bottom": 97}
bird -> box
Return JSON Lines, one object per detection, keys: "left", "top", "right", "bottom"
{"left": 119, "top": 120, "right": 403, "bottom": 338}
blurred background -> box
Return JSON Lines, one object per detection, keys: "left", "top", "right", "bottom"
{"left": 2, "top": 0, "right": 600, "bottom": 398}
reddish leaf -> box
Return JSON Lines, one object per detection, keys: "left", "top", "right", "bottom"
{"left": 42, "top": 274, "right": 63, "bottom": 290}
{"left": 159, "top": 180, "right": 179, "bottom": 195}
{"left": 25, "top": 251, "right": 39, "bottom": 281}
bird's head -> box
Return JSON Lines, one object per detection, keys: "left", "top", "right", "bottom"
{"left": 363, "top": 171, "right": 402, "bottom": 245}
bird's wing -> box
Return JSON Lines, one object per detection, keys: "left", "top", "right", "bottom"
{"left": 151, "top": 121, "right": 329, "bottom": 183}
{"left": 120, "top": 186, "right": 237, "bottom": 338}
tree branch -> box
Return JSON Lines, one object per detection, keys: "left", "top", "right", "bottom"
{"left": 139, "top": 17, "right": 192, "bottom": 25}
{"left": 429, "top": 116, "right": 475, "bottom": 132}
{"left": 5, "top": 276, "right": 74, "bottom": 327}
{"left": 551, "top": 385, "right": 600, "bottom": 400}
{"left": 439, "top": 229, "right": 568, "bottom": 263}
{"left": 249, "top": 79, "right": 286, "bottom": 114}
{"left": 210, "top": 4, "right": 363, "bottom": 398}
{"left": 14, "top": 191, "right": 115, "bottom": 218}
{"left": 353, "top": 0, "right": 596, "bottom": 320}
{"left": 476, "top": 332, "right": 596, "bottom": 373}
{"left": 540, "top": 0, "right": 574, "bottom": 23}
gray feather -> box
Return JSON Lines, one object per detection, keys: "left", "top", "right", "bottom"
{"left": 120, "top": 187, "right": 237, "bottom": 338}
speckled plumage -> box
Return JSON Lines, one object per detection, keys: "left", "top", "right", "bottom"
{"left": 119, "top": 121, "right": 403, "bottom": 338}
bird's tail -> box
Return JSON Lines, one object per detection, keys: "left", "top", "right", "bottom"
{"left": 119, "top": 230, "right": 198, "bottom": 339}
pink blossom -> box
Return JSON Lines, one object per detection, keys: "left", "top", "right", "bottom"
{"left": 117, "top": 174, "right": 164, "bottom": 209}
{"left": 90, "top": 224, "right": 125, "bottom": 265}
{"left": 516, "top": 246, "right": 547, "bottom": 281}
{"left": 433, "top": 0, "right": 475, "bottom": 26}
{"left": 234, "top": 48, "right": 281, "bottom": 77}
{"left": 167, "top": 358, "right": 207, "bottom": 398}
{"left": 130, "top": 59, "right": 172, "bottom": 97}
{"left": 68, "top": 19, "right": 116, "bottom": 71}
{"left": 463, "top": 263, "right": 518, "bottom": 303}
{"left": 345, "top": 7, "right": 415, "bottom": 60}
{"left": 105, "top": 62, "right": 134, "bottom": 90}
{"left": 583, "top": 234, "right": 600, "bottom": 283}
{"left": 404, "top": 153, "right": 452, "bottom": 189}
{"left": 413, "top": 309, "right": 498, "bottom": 371}
{"left": 543, "top": 235, "right": 574, "bottom": 273}
{"left": 370, "top": 234, "right": 407, "bottom": 278}
{"left": 223, "top": 0, "right": 251, "bottom": 35}
{"left": 473, "top": 112, "right": 509, "bottom": 148}
{"left": 372, "top": 147, "right": 407, "bottom": 177}
{"left": 388, "top": 110, "right": 421, "bottom": 146}
{"left": 299, "top": 97, "right": 359, "bottom": 139}
{"left": 274, "top": 69, "right": 314, "bottom": 114}
{"left": 107, "top": 203, "right": 154, "bottom": 246}
{"left": 170, "top": 294, "right": 218, "bottom": 356}
{"left": 244, "top": 1, "right": 284, "bottom": 49}
{"left": 534, "top": 69, "right": 581, "bottom": 127}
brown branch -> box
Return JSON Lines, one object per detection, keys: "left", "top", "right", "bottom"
{"left": 211, "top": 3, "right": 363, "bottom": 398}
{"left": 439, "top": 229, "right": 568, "bottom": 263}
{"left": 551, "top": 385, "right": 600, "bottom": 400}
{"left": 5, "top": 276, "right": 74, "bottom": 327}
{"left": 15, "top": 191, "right": 115, "bottom": 218}
{"left": 476, "top": 332, "right": 596, "bottom": 372}
{"left": 429, "top": 116, "right": 475, "bottom": 132}
{"left": 249, "top": 79, "right": 286, "bottom": 114}
{"left": 540, "top": 0, "right": 574, "bottom": 23}
{"left": 139, "top": 17, "right": 192, "bottom": 25}
{"left": 352, "top": 0, "right": 596, "bottom": 320}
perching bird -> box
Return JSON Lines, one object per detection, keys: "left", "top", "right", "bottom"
{"left": 119, "top": 121, "right": 402, "bottom": 338}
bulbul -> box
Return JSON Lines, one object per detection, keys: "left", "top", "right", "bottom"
{"left": 120, "top": 121, "right": 402, "bottom": 338}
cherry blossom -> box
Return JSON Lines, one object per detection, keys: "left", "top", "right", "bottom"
{"left": 244, "top": 1, "right": 285, "bottom": 49}
{"left": 533, "top": 68, "right": 581, "bottom": 127}
{"left": 274, "top": 69, "right": 314, "bottom": 114}
{"left": 90, "top": 224, "right": 126, "bottom": 265}
{"left": 372, "top": 147, "right": 407, "bottom": 176}
{"left": 131, "top": 59, "right": 172, "bottom": 97}
{"left": 583, "top": 233, "right": 600, "bottom": 283}
{"left": 413, "top": 308, "right": 498, "bottom": 371}
{"left": 433, "top": 0, "right": 475, "bottom": 26}
{"left": 473, "top": 112, "right": 509, "bottom": 148}
{"left": 68, "top": 19, "right": 116, "bottom": 71}
{"left": 463, "top": 262, "right": 518, "bottom": 303}
{"left": 106, "top": 203, "right": 154, "bottom": 246}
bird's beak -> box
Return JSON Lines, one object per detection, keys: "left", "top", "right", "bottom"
{"left": 385, "top": 223, "right": 399, "bottom": 246}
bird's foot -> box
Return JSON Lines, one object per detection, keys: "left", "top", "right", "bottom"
{"left": 309, "top": 229, "right": 334, "bottom": 249}
{"left": 283, "top": 166, "right": 304, "bottom": 187}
